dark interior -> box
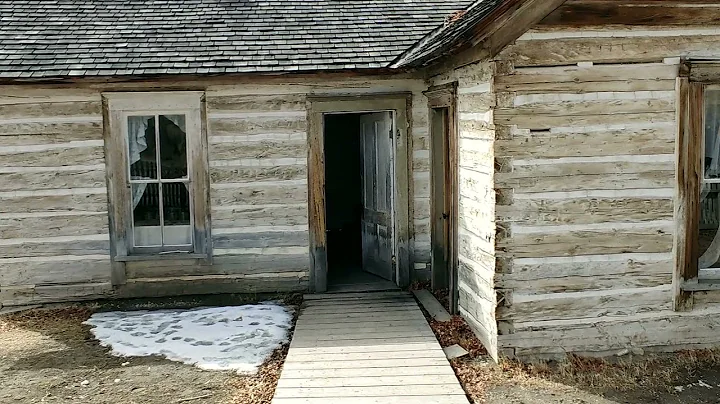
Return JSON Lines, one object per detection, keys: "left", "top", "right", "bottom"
{"left": 324, "top": 113, "right": 364, "bottom": 285}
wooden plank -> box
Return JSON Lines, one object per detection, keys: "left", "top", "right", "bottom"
{"left": 304, "top": 297, "right": 415, "bottom": 308}
{"left": 0, "top": 169, "right": 106, "bottom": 192}
{"left": 443, "top": 344, "right": 470, "bottom": 360}
{"left": 0, "top": 88, "right": 99, "bottom": 105}
{"left": 496, "top": 97, "right": 674, "bottom": 117}
{"left": 497, "top": 286, "right": 671, "bottom": 322}
{"left": 304, "top": 291, "right": 412, "bottom": 301}
{"left": 499, "top": 34, "right": 720, "bottom": 67}
{"left": 0, "top": 238, "right": 110, "bottom": 259}
{"left": 495, "top": 63, "right": 679, "bottom": 87}
{"left": 0, "top": 146, "right": 105, "bottom": 167}
{"left": 498, "top": 226, "right": 673, "bottom": 258}
{"left": 211, "top": 182, "right": 307, "bottom": 206}
{"left": 212, "top": 204, "right": 307, "bottom": 228}
{"left": 276, "top": 374, "right": 460, "bottom": 389}
{"left": 0, "top": 213, "right": 108, "bottom": 238}
{"left": 496, "top": 170, "right": 674, "bottom": 193}
{"left": 498, "top": 307, "right": 720, "bottom": 359}
{"left": 272, "top": 395, "right": 466, "bottom": 404}
{"left": 505, "top": 159, "right": 673, "bottom": 179}
{"left": 1, "top": 282, "right": 113, "bottom": 307}
{"left": 497, "top": 258, "right": 673, "bottom": 294}
{"left": 125, "top": 254, "right": 309, "bottom": 279}
{"left": 495, "top": 111, "right": 675, "bottom": 129}
{"left": 209, "top": 138, "right": 307, "bottom": 160}
{"left": 212, "top": 230, "right": 309, "bottom": 249}
{"left": 285, "top": 349, "right": 446, "bottom": 363}
{"left": 297, "top": 307, "right": 425, "bottom": 321}
{"left": 210, "top": 165, "right": 306, "bottom": 183}
{"left": 538, "top": 1, "right": 720, "bottom": 27}
{"left": 0, "top": 121, "right": 102, "bottom": 137}
{"left": 115, "top": 275, "right": 308, "bottom": 299}
{"left": 0, "top": 101, "right": 101, "bottom": 119}
{"left": 412, "top": 289, "right": 452, "bottom": 321}
{"left": 496, "top": 197, "right": 674, "bottom": 226}
{"left": 495, "top": 125, "right": 675, "bottom": 158}
{"left": 281, "top": 358, "right": 451, "bottom": 371}
{"left": 300, "top": 303, "right": 420, "bottom": 315}
{"left": 0, "top": 258, "right": 111, "bottom": 287}
{"left": 273, "top": 384, "right": 464, "bottom": 399}
{"left": 286, "top": 342, "right": 442, "bottom": 356}
{"left": 291, "top": 325, "right": 432, "bottom": 340}
{"left": 0, "top": 133, "right": 106, "bottom": 146}
{"left": 674, "top": 78, "right": 703, "bottom": 310}
{"left": 206, "top": 94, "right": 306, "bottom": 112}
{"left": 208, "top": 116, "right": 306, "bottom": 136}
{"left": 498, "top": 79, "right": 675, "bottom": 94}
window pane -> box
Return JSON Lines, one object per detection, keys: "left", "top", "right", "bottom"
{"left": 701, "top": 90, "right": 720, "bottom": 268}
{"left": 132, "top": 183, "right": 162, "bottom": 247}
{"left": 159, "top": 115, "right": 187, "bottom": 179}
{"left": 128, "top": 116, "right": 157, "bottom": 179}
{"left": 162, "top": 182, "right": 192, "bottom": 246}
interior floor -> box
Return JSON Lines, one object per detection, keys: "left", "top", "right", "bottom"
{"left": 327, "top": 265, "right": 399, "bottom": 293}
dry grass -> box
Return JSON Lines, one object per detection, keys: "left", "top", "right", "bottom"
{"left": 415, "top": 285, "right": 720, "bottom": 402}
{"left": 226, "top": 345, "right": 289, "bottom": 404}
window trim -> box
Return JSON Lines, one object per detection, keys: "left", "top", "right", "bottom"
{"left": 103, "top": 92, "right": 211, "bottom": 267}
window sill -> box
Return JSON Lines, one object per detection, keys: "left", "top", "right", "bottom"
{"left": 114, "top": 253, "right": 209, "bottom": 262}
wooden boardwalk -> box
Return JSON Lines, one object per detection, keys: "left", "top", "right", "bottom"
{"left": 272, "top": 291, "right": 468, "bottom": 404}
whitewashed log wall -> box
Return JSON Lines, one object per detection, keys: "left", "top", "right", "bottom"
{"left": 493, "top": 25, "right": 720, "bottom": 359}
{"left": 430, "top": 62, "right": 498, "bottom": 359}
{"left": 0, "top": 88, "right": 113, "bottom": 306}
{"left": 0, "top": 76, "right": 431, "bottom": 306}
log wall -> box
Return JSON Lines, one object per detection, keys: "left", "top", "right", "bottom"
{"left": 430, "top": 62, "right": 498, "bottom": 359}
{"left": 494, "top": 23, "right": 720, "bottom": 359}
{"left": 0, "top": 76, "right": 431, "bottom": 306}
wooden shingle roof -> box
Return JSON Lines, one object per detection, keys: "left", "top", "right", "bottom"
{"left": 0, "top": 0, "right": 474, "bottom": 79}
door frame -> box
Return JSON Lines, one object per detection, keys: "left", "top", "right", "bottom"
{"left": 425, "top": 83, "right": 459, "bottom": 313}
{"left": 307, "top": 93, "right": 412, "bottom": 293}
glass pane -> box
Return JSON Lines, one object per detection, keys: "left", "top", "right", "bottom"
{"left": 127, "top": 116, "right": 157, "bottom": 179}
{"left": 704, "top": 90, "right": 720, "bottom": 180}
{"left": 159, "top": 115, "right": 187, "bottom": 179}
{"left": 162, "top": 182, "right": 192, "bottom": 246}
{"left": 132, "top": 183, "right": 162, "bottom": 247}
{"left": 701, "top": 89, "right": 720, "bottom": 268}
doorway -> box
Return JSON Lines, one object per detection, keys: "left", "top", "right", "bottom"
{"left": 324, "top": 112, "right": 398, "bottom": 292}
{"left": 427, "top": 84, "right": 459, "bottom": 313}
{"left": 307, "top": 95, "right": 411, "bottom": 293}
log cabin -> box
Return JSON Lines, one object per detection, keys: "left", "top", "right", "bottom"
{"left": 4, "top": 0, "right": 720, "bottom": 361}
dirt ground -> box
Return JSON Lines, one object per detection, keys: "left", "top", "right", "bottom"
{"left": 0, "top": 294, "right": 300, "bottom": 404}
{"left": 417, "top": 285, "right": 720, "bottom": 404}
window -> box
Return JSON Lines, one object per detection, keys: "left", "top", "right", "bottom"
{"left": 699, "top": 89, "right": 720, "bottom": 271}
{"left": 104, "top": 92, "right": 210, "bottom": 260}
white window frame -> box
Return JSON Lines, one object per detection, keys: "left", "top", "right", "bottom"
{"left": 103, "top": 92, "right": 211, "bottom": 261}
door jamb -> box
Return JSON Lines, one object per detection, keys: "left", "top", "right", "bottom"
{"left": 425, "top": 83, "right": 459, "bottom": 313}
{"left": 307, "top": 93, "right": 412, "bottom": 293}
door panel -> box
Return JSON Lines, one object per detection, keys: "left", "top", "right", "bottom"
{"left": 360, "top": 112, "right": 394, "bottom": 281}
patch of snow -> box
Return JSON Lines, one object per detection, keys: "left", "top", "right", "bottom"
{"left": 83, "top": 303, "right": 293, "bottom": 374}
{"left": 674, "top": 386, "right": 684, "bottom": 393}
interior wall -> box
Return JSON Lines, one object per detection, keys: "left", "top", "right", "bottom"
{"left": 324, "top": 113, "right": 363, "bottom": 279}
{"left": 493, "top": 22, "right": 720, "bottom": 359}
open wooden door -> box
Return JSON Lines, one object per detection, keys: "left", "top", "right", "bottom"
{"left": 427, "top": 83, "right": 459, "bottom": 313}
{"left": 359, "top": 112, "right": 395, "bottom": 282}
